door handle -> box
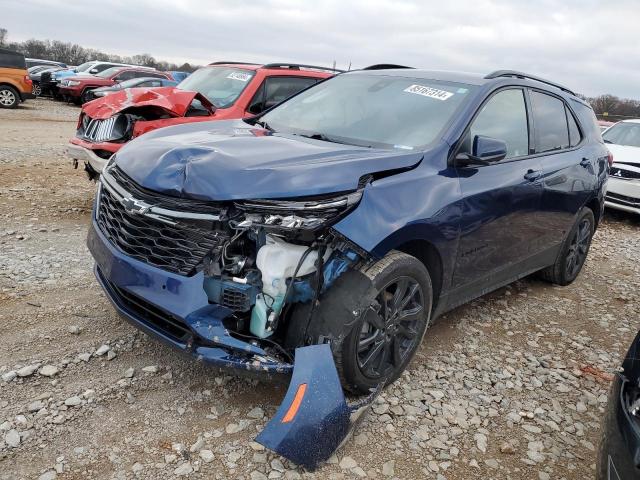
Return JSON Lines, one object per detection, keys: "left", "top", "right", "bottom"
{"left": 580, "top": 157, "right": 591, "bottom": 168}
{"left": 524, "top": 169, "right": 542, "bottom": 182}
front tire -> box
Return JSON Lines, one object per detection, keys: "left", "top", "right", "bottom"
{"left": 308, "top": 251, "right": 433, "bottom": 394}
{"left": 32, "top": 82, "right": 42, "bottom": 97}
{"left": 80, "top": 89, "right": 94, "bottom": 105}
{"left": 0, "top": 86, "right": 19, "bottom": 109}
{"left": 539, "top": 207, "right": 595, "bottom": 285}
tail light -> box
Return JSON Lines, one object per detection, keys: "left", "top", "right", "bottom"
{"left": 24, "top": 75, "right": 32, "bottom": 86}
{"left": 607, "top": 150, "right": 614, "bottom": 168}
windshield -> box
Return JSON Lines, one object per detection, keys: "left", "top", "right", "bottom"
{"left": 96, "top": 67, "right": 123, "bottom": 78}
{"left": 75, "top": 62, "right": 96, "bottom": 72}
{"left": 602, "top": 122, "right": 640, "bottom": 148}
{"left": 177, "top": 67, "right": 255, "bottom": 108}
{"left": 260, "top": 74, "right": 476, "bottom": 149}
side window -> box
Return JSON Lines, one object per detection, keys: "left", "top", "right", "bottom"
{"left": 144, "top": 72, "right": 165, "bottom": 79}
{"left": 94, "top": 64, "right": 114, "bottom": 73}
{"left": 566, "top": 107, "right": 582, "bottom": 147}
{"left": 264, "top": 77, "right": 317, "bottom": 109}
{"left": 463, "top": 89, "right": 529, "bottom": 159}
{"left": 248, "top": 77, "right": 318, "bottom": 114}
{"left": 115, "top": 71, "right": 136, "bottom": 81}
{"left": 530, "top": 91, "right": 569, "bottom": 152}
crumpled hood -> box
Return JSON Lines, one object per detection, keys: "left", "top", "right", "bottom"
{"left": 83, "top": 86, "right": 214, "bottom": 120}
{"left": 114, "top": 119, "right": 424, "bottom": 201}
{"left": 607, "top": 143, "right": 640, "bottom": 166}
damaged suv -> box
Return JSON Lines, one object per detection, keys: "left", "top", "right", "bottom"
{"left": 88, "top": 68, "right": 608, "bottom": 467}
{"left": 68, "top": 62, "right": 336, "bottom": 179}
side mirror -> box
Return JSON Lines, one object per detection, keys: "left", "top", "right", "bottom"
{"left": 89, "top": 68, "right": 98, "bottom": 74}
{"left": 456, "top": 135, "right": 507, "bottom": 166}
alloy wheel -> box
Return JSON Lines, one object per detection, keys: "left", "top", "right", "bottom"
{"left": 357, "top": 276, "right": 424, "bottom": 380}
{"left": 32, "top": 83, "right": 42, "bottom": 96}
{"left": 565, "top": 218, "right": 591, "bottom": 278}
{"left": 0, "top": 89, "right": 16, "bottom": 106}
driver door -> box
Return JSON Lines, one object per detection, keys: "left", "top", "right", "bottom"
{"left": 452, "top": 88, "right": 544, "bottom": 292}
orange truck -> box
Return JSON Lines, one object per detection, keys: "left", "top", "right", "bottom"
{"left": 0, "top": 48, "right": 34, "bottom": 108}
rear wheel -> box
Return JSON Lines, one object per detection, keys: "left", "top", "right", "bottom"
{"left": 0, "top": 86, "right": 19, "bottom": 109}
{"left": 539, "top": 207, "right": 595, "bottom": 285}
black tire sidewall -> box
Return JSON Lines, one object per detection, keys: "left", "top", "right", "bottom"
{"left": 0, "top": 86, "right": 19, "bottom": 109}
{"left": 557, "top": 207, "right": 595, "bottom": 285}
{"left": 340, "top": 253, "right": 432, "bottom": 393}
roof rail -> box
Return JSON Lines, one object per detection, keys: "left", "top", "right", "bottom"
{"left": 209, "top": 61, "right": 260, "bottom": 66}
{"left": 261, "top": 63, "right": 345, "bottom": 73}
{"left": 485, "top": 70, "right": 576, "bottom": 96}
{"left": 363, "top": 64, "right": 413, "bottom": 70}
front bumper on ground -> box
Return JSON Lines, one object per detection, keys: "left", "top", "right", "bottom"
{"left": 605, "top": 175, "right": 640, "bottom": 215}
{"left": 88, "top": 219, "right": 378, "bottom": 468}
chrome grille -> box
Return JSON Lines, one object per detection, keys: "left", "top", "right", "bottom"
{"left": 610, "top": 166, "right": 640, "bottom": 180}
{"left": 97, "top": 166, "right": 228, "bottom": 276}
{"left": 84, "top": 116, "right": 117, "bottom": 143}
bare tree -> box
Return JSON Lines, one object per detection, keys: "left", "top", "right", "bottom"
{"left": 0, "top": 28, "right": 7, "bottom": 47}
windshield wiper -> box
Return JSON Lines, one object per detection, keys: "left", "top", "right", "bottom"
{"left": 254, "top": 120, "right": 275, "bottom": 132}
{"left": 295, "top": 132, "right": 371, "bottom": 148}
{"left": 603, "top": 139, "right": 613, "bottom": 144}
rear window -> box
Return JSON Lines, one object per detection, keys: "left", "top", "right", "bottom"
{"left": 0, "top": 50, "right": 26, "bottom": 70}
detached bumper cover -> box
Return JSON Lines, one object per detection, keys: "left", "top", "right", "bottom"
{"left": 258, "top": 344, "right": 379, "bottom": 470}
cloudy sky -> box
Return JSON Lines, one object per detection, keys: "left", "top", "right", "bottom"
{"left": 5, "top": 0, "right": 640, "bottom": 98}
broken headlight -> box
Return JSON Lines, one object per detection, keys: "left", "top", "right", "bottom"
{"left": 234, "top": 191, "right": 363, "bottom": 231}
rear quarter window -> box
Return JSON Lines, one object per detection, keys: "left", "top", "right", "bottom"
{"left": 0, "top": 51, "right": 26, "bottom": 69}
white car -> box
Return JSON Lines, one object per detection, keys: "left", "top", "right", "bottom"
{"left": 603, "top": 119, "right": 640, "bottom": 215}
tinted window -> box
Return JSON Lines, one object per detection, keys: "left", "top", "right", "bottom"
{"left": 93, "top": 64, "right": 117, "bottom": 74}
{"left": 249, "top": 77, "right": 318, "bottom": 114}
{"left": 602, "top": 122, "right": 640, "bottom": 148}
{"left": 143, "top": 72, "right": 165, "bottom": 79}
{"left": 96, "top": 67, "right": 124, "bottom": 78}
{"left": 530, "top": 91, "right": 569, "bottom": 152}
{"left": 463, "top": 89, "right": 529, "bottom": 159}
{"left": 566, "top": 107, "right": 582, "bottom": 147}
{"left": 261, "top": 74, "right": 476, "bottom": 149}
{"left": 0, "top": 51, "right": 26, "bottom": 69}
{"left": 115, "top": 70, "right": 136, "bottom": 81}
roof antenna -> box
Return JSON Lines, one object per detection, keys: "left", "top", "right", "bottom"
{"left": 347, "top": 61, "right": 351, "bottom": 71}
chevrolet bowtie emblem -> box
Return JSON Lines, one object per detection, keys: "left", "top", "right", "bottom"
{"left": 120, "top": 197, "right": 151, "bottom": 215}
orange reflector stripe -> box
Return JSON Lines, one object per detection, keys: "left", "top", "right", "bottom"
{"left": 281, "top": 383, "right": 307, "bottom": 423}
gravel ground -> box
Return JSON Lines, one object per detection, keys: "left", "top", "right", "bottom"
{"left": 1, "top": 98, "right": 639, "bottom": 480}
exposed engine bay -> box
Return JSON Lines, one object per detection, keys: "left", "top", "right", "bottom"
{"left": 97, "top": 162, "right": 368, "bottom": 362}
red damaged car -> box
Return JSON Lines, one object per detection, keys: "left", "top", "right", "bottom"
{"left": 58, "top": 66, "right": 173, "bottom": 105}
{"left": 67, "top": 62, "right": 339, "bottom": 179}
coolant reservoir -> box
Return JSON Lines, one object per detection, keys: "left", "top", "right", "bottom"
{"left": 250, "top": 236, "right": 329, "bottom": 338}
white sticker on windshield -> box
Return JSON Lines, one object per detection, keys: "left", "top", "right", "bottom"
{"left": 227, "top": 72, "right": 251, "bottom": 82}
{"left": 404, "top": 84, "right": 453, "bottom": 101}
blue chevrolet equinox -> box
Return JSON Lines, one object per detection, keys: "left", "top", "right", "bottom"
{"left": 87, "top": 67, "right": 608, "bottom": 466}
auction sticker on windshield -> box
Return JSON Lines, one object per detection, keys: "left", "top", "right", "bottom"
{"left": 404, "top": 84, "right": 453, "bottom": 101}
{"left": 227, "top": 72, "right": 252, "bottom": 82}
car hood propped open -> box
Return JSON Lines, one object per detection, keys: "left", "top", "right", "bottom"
{"left": 83, "top": 86, "right": 215, "bottom": 120}
{"left": 113, "top": 120, "right": 424, "bottom": 201}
